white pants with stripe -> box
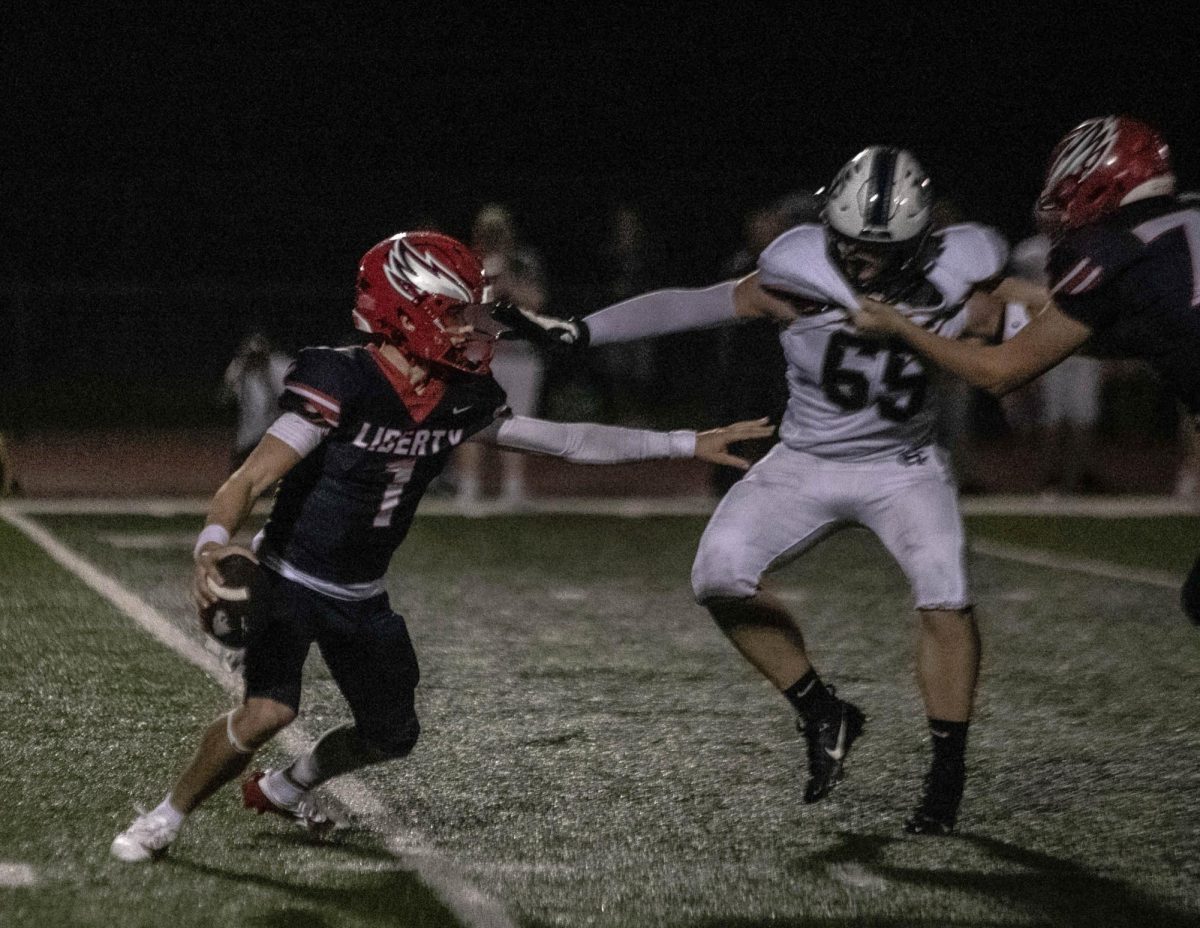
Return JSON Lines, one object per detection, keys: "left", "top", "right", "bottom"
{"left": 692, "top": 442, "right": 971, "bottom": 611}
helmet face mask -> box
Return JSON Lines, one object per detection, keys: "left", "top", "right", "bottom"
{"left": 831, "top": 232, "right": 924, "bottom": 291}
{"left": 823, "top": 146, "right": 934, "bottom": 296}
{"left": 1035, "top": 115, "right": 1175, "bottom": 236}
{"left": 353, "top": 232, "right": 496, "bottom": 375}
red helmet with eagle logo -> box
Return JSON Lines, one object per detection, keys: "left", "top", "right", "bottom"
{"left": 1035, "top": 116, "right": 1175, "bottom": 235}
{"left": 353, "top": 231, "right": 499, "bottom": 375}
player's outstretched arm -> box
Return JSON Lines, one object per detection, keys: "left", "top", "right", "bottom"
{"left": 191, "top": 433, "right": 302, "bottom": 613}
{"left": 849, "top": 295, "right": 1092, "bottom": 397}
{"left": 493, "top": 280, "right": 749, "bottom": 350}
{"left": 474, "top": 416, "right": 774, "bottom": 469}
{"left": 693, "top": 418, "right": 777, "bottom": 471}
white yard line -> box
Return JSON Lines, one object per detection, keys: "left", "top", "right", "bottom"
{"left": 970, "top": 538, "right": 1180, "bottom": 589}
{"left": 0, "top": 862, "right": 39, "bottom": 888}
{"left": 101, "top": 532, "right": 199, "bottom": 549}
{"left": 826, "top": 862, "right": 888, "bottom": 893}
{"left": 0, "top": 507, "right": 517, "bottom": 928}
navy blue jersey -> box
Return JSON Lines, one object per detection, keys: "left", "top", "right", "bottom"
{"left": 1049, "top": 196, "right": 1200, "bottom": 411}
{"left": 260, "top": 346, "right": 507, "bottom": 584}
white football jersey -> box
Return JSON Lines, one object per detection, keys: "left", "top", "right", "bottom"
{"left": 756, "top": 223, "right": 1008, "bottom": 462}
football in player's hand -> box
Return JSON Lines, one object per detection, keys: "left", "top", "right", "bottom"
{"left": 200, "top": 553, "right": 268, "bottom": 649}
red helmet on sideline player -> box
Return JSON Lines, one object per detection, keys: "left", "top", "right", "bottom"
{"left": 1035, "top": 115, "right": 1175, "bottom": 235}
{"left": 353, "top": 231, "right": 498, "bottom": 375}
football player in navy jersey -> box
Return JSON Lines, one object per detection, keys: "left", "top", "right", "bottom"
{"left": 110, "top": 231, "right": 772, "bottom": 863}
{"left": 850, "top": 115, "right": 1200, "bottom": 622}
{"left": 496, "top": 148, "right": 1013, "bottom": 835}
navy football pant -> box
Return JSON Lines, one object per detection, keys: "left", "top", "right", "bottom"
{"left": 243, "top": 568, "right": 420, "bottom": 756}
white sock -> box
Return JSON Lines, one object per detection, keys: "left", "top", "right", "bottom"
{"left": 262, "top": 768, "right": 305, "bottom": 808}
{"left": 154, "top": 795, "right": 186, "bottom": 829}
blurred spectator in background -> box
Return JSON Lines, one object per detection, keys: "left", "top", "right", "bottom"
{"left": 589, "top": 204, "right": 664, "bottom": 418}
{"left": 1173, "top": 192, "right": 1200, "bottom": 498}
{"left": 1007, "top": 233, "right": 1105, "bottom": 494}
{"left": 0, "top": 432, "right": 18, "bottom": 497}
{"left": 709, "top": 194, "right": 816, "bottom": 493}
{"left": 219, "top": 332, "right": 293, "bottom": 472}
{"left": 926, "top": 198, "right": 996, "bottom": 493}
{"left": 454, "top": 203, "right": 549, "bottom": 505}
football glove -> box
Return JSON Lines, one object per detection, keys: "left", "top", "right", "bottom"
{"left": 490, "top": 302, "right": 589, "bottom": 349}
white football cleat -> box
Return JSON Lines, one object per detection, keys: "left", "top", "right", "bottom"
{"left": 242, "top": 770, "right": 335, "bottom": 836}
{"left": 110, "top": 807, "right": 181, "bottom": 863}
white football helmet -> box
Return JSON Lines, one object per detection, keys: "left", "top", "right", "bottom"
{"left": 823, "top": 146, "right": 935, "bottom": 295}
{"left": 824, "top": 146, "right": 933, "bottom": 242}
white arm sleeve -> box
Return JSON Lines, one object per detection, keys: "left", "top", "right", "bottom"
{"left": 584, "top": 281, "right": 738, "bottom": 346}
{"left": 474, "top": 416, "right": 696, "bottom": 463}
{"left": 265, "top": 411, "right": 329, "bottom": 458}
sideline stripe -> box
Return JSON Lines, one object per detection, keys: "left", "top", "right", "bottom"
{"left": 971, "top": 537, "right": 1179, "bottom": 589}
{"left": 0, "top": 507, "right": 516, "bottom": 928}
{"left": 9, "top": 494, "right": 1200, "bottom": 519}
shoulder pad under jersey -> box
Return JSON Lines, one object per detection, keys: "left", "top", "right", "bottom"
{"left": 756, "top": 224, "right": 859, "bottom": 309}
{"left": 925, "top": 224, "right": 1009, "bottom": 306}
{"left": 1047, "top": 224, "right": 1137, "bottom": 298}
{"left": 279, "top": 346, "right": 363, "bottom": 429}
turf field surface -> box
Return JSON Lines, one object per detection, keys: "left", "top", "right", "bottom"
{"left": 2, "top": 503, "right": 1198, "bottom": 927}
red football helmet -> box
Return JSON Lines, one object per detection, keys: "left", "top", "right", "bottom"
{"left": 353, "top": 231, "right": 498, "bottom": 374}
{"left": 1035, "top": 116, "right": 1175, "bottom": 235}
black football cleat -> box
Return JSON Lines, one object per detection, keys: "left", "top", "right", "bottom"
{"left": 904, "top": 761, "right": 965, "bottom": 836}
{"left": 798, "top": 695, "right": 866, "bottom": 803}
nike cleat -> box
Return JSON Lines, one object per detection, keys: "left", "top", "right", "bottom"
{"left": 904, "top": 761, "right": 965, "bottom": 836}
{"left": 242, "top": 770, "right": 335, "bottom": 837}
{"left": 798, "top": 695, "right": 866, "bottom": 803}
{"left": 110, "top": 807, "right": 181, "bottom": 863}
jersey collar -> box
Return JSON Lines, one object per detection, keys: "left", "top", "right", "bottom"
{"left": 366, "top": 344, "right": 447, "bottom": 423}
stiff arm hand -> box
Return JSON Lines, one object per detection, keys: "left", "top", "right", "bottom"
{"left": 845, "top": 295, "right": 908, "bottom": 338}
{"left": 694, "top": 418, "right": 776, "bottom": 470}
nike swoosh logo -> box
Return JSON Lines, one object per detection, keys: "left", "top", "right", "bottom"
{"left": 931, "top": 729, "right": 951, "bottom": 738}
{"left": 825, "top": 718, "right": 848, "bottom": 761}
{"left": 452, "top": 405, "right": 473, "bottom": 415}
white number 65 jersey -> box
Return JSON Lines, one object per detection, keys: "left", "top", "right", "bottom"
{"left": 757, "top": 223, "right": 1008, "bottom": 462}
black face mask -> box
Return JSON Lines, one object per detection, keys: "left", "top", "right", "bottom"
{"left": 828, "top": 227, "right": 939, "bottom": 302}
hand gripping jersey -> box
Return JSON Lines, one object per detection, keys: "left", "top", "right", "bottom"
{"left": 757, "top": 223, "right": 1007, "bottom": 461}
{"left": 259, "top": 346, "right": 507, "bottom": 590}
{"left": 1048, "top": 196, "right": 1200, "bottom": 412}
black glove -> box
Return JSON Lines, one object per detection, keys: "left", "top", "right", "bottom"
{"left": 490, "top": 302, "right": 589, "bottom": 349}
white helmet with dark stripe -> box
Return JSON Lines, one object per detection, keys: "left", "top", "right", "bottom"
{"left": 825, "top": 146, "right": 933, "bottom": 242}
{"left": 823, "top": 146, "right": 936, "bottom": 296}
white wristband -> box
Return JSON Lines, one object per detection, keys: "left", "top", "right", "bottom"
{"left": 668, "top": 430, "right": 697, "bottom": 458}
{"left": 194, "top": 524, "right": 231, "bottom": 559}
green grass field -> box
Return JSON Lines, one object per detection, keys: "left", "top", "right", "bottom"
{"left": 1, "top": 506, "right": 1198, "bottom": 927}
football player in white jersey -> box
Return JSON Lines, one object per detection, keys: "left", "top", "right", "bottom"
{"left": 497, "top": 147, "right": 1009, "bottom": 834}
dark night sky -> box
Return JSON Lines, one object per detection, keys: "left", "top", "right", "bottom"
{"left": 3, "top": 5, "right": 1198, "bottom": 304}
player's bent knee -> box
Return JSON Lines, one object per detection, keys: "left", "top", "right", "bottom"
{"left": 691, "top": 543, "right": 760, "bottom": 603}
{"left": 357, "top": 717, "right": 420, "bottom": 760}
{"left": 241, "top": 698, "right": 297, "bottom": 734}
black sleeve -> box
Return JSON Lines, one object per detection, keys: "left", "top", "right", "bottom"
{"left": 1048, "top": 230, "right": 1125, "bottom": 331}
{"left": 278, "top": 348, "right": 361, "bottom": 428}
